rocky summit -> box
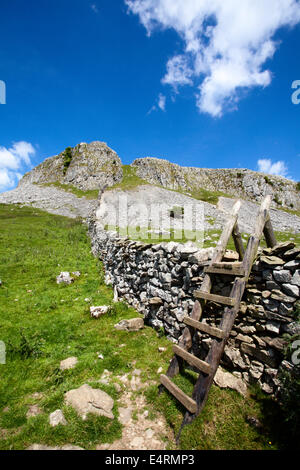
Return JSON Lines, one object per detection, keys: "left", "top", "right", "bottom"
{"left": 20, "top": 141, "right": 123, "bottom": 191}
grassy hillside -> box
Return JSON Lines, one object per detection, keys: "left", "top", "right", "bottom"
{"left": 0, "top": 204, "right": 294, "bottom": 450}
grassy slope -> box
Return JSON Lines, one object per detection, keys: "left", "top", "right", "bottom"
{"left": 0, "top": 203, "right": 293, "bottom": 450}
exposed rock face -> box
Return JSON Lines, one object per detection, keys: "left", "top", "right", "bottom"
{"left": 131, "top": 157, "right": 300, "bottom": 211}
{"left": 20, "top": 141, "right": 123, "bottom": 191}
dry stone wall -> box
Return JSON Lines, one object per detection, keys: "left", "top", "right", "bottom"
{"left": 89, "top": 220, "right": 300, "bottom": 396}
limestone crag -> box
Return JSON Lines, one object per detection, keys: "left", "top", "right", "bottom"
{"left": 131, "top": 157, "right": 300, "bottom": 210}
{"left": 20, "top": 141, "right": 123, "bottom": 191}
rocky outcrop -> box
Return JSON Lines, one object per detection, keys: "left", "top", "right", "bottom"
{"left": 131, "top": 157, "right": 300, "bottom": 211}
{"left": 20, "top": 141, "right": 123, "bottom": 191}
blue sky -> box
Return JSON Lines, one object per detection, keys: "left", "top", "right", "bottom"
{"left": 0, "top": 0, "right": 300, "bottom": 192}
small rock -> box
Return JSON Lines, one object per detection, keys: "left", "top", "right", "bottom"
{"left": 291, "top": 270, "right": 300, "bottom": 287}
{"left": 149, "top": 297, "right": 163, "bottom": 306}
{"left": 158, "top": 347, "right": 167, "bottom": 352}
{"left": 27, "top": 405, "right": 42, "bottom": 418}
{"left": 49, "top": 410, "right": 67, "bottom": 427}
{"left": 246, "top": 416, "right": 263, "bottom": 429}
{"left": 282, "top": 283, "right": 299, "bottom": 298}
{"left": 157, "top": 367, "right": 163, "bottom": 374}
{"left": 65, "top": 384, "right": 114, "bottom": 420}
{"left": 114, "top": 318, "right": 144, "bottom": 332}
{"left": 60, "top": 357, "right": 78, "bottom": 371}
{"left": 90, "top": 306, "right": 110, "bottom": 318}
{"left": 118, "top": 407, "right": 133, "bottom": 425}
{"left": 56, "top": 272, "right": 74, "bottom": 285}
{"left": 214, "top": 367, "right": 247, "bottom": 396}
{"left": 273, "top": 270, "right": 292, "bottom": 284}
{"left": 113, "top": 286, "right": 119, "bottom": 303}
{"left": 266, "top": 321, "right": 280, "bottom": 334}
{"left": 260, "top": 256, "right": 285, "bottom": 266}
{"left": 72, "top": 271, "right": 81, "bottom": 277}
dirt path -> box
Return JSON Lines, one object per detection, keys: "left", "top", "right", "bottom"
{"left": 96, "top": 368, "right": 175, "bottom": 451}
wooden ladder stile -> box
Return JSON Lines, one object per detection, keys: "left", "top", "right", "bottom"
{"left": 158, "top": 195, "right": 277, "bottom": 443}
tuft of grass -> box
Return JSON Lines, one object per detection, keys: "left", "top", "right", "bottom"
{"left": 108, "top": 165, "right": 149, "bottom": 191}
{"left": 63, "top": 147, "right": 73, "bottom": 175}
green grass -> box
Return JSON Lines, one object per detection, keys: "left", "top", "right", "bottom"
{"left": 0, "top": 203, "right": 296, "bottom": 450}
{"left": 38, "top": 182, "right": 99, "bottom": 200}
{"left": 0, "top": 204, "right": 171, "bottom": 450}
{"left": 108, "top": 165, "right": 149, "bottom": 191}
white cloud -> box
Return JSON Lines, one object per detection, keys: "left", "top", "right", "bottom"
{"left": 126, "top": 0, "right": 300, "bottom": 117}
{"left": 147, "top": 93, "right": 167, "bottom": 114}
{"left": 257, "top": 158, "right": 289, "bottom": 177}
{"left": 158, "top": 93, "right": 166, "bottom": 111}
{"left": 0, "top": 141, "right": 35, "bottom": 191}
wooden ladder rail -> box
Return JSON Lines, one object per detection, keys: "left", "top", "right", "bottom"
{"left": 160, "top": 199, "right": 242, "bottom": 381}
{"left": 176, "top": 195, "right": 276, "bottom": 441}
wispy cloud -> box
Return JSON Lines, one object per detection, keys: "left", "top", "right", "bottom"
{"left": 257, "top": 158, "right": 289, "bottom": 178}
{"left": 90, "top": 3, "right": 99, "bottom": 14}
{"left": 126, "top": 0, "right": 300, "bottom": 117}
{"left": 147, "top": 93, "right": 167, "bottom": 114}
{"left": 158, "top": 93, "right": 166, "bottom": 111}
{"left": 0, "top": 141, "right": 35, "bottom": 192}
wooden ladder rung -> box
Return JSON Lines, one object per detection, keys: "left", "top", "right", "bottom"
{"left": 160, "top": 374, "right": 197, "bottom": 414}
{"left": 173, "top": 345, "right": 211, "bottom": 375}
{"left": 212, "top": 262, "right": 242, "bottom": 269}
{"left": 204, "top": 266, "right": 245, "bottom": 276}
{"left": 183, "top": 317, "right": 226, "bottom": 340}
{"left": 194, "top": 291, "right": 236, "bottom": 307}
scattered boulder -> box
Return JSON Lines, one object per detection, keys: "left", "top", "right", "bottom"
{"left": 64, "top": 384, "right": 114, "bottom": 420}
{"left": 114, "top": 318, "right": 144, "bottom": 332}
{"left": 60, "top": 357, "right": 78, "bottom": 371}
{"left": 49, "top": 410, "right": 67, "bottom": 427}
{"left": 56, "top": 272, "right": 74, "bottom": 285}
{"left": 214, "top": 367, "right": 248, "bottom": 396}
{"left": 90, "top": 305, "right": 110, "bottom": 318}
